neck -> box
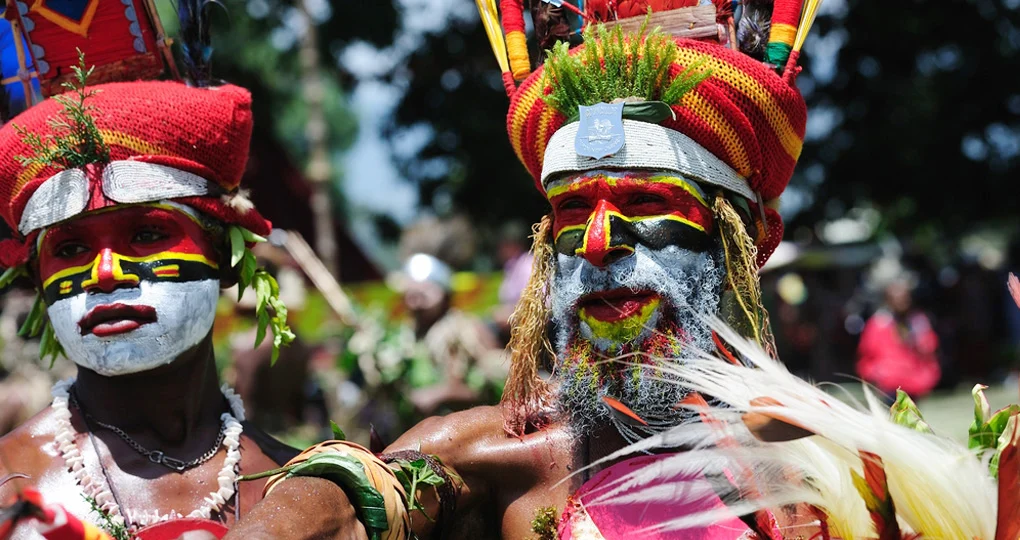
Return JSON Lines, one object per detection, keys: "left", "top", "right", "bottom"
{"left": 71, "top": 332, "right": 226, "bottom": 447}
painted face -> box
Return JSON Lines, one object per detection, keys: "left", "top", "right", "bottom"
{"left": 37, "top": 203, "right": 221, "bottom": 376}
{"left": 547, "top": 170, "right": 724, "bottom": 438}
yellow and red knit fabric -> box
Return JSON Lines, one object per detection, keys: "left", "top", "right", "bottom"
{"left": 506, "top": 38, "right": 806, "bottom": 265}
{"left": 0, "top": 80, "right": 269, "bottom": 266}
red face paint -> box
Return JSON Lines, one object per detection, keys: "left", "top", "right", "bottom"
{"left": 37, "top": 205, "right": 220, "bottom": 305}
{"left": 547, "top": 172, "right": 714, "bottom": 265}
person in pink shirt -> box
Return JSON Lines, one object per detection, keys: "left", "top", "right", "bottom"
{"left": 857, "top": 278, "right": 942, "bottom": 398}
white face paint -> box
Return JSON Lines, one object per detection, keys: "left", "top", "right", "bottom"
{"left": 47, "top": 279, "right": 219, "bottom": 376}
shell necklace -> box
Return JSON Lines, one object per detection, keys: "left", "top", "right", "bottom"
{"left": 51, "top": 378, "right": 245, "bottom": 530}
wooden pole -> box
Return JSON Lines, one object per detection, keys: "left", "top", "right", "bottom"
{"left": 297, "top": 0, "right": 339, "bottom": 279}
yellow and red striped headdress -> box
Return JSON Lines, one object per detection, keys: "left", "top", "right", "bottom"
{"left": 477, "top": 0, "right": 824, "bottom": 265}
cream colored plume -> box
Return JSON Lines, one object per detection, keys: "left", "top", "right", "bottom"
{"left": 585, "top": 318, "right": 998, "bottom": 538}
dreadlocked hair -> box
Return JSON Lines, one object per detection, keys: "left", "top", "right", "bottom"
{"left": 501, "top": 213, "right": 557, "bottom": 436}
{"left": 712, "top": 193, "right": 776, "bottom": 358}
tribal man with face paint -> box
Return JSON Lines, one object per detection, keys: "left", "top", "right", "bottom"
{"left": 0, "top": 68, "right": 302, "bottom": 537}
{"left": 227, "top": 2, "right": 830, "bottom": 539}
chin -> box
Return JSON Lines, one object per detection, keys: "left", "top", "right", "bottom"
{"left": 48, "top": 279, "right": 220, "bottom": 377}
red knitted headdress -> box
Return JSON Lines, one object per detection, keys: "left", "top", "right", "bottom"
{"left": 481, "top": 0, "right": 821, "bottom": 266}
{"left": 478, "top": 0, "right": 824, "bottom": 435}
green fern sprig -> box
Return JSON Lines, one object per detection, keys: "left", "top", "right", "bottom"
{"left": 543, "top": 20, "right": 711, "bottom": 117}
{"left": 83, "top": 494, "right": 133, "bottom": 540}
{"left": 228, "top": 226, "right": 296, "bottom": 365}
{"left": 14, "top": 49, "right": 110, "bottom": 170}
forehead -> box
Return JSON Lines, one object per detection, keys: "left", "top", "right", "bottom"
{"left": 41, "top": 203, "right": 206, "bottom": 239}
{"left": 545, "top": 169, "right": 708, "bottom": 200}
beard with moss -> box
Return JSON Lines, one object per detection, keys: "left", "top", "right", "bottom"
{"left": 550, "top": 243, "right": 725, "bottom": 441}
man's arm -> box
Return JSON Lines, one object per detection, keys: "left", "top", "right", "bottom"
{"left": 222, "top": 477, "right": 367, "bottom": 540}
{"left": 223, "top": 407, "right": 500, "bottom": 540}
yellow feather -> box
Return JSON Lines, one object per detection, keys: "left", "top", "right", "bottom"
{"left": 793, "top": 0, "right": 824, "bottom": 53}
{"left": 475, "top": 0, "right": 510, "bottom": 73}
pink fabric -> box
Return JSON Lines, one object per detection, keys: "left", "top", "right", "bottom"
{"left": 856, "top": 310, "right": 941, "bottom": 398}
{"left": 498, "top": 251, "right": 534, "bottom": 305}
{"left": 559, "top": 454, "right": 756, "bottom": 539}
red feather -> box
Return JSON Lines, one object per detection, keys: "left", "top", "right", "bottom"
{"left": 602, "top": 395, "right": 648, "bottom": 426}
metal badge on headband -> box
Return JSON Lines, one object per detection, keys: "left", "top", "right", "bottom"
{"left": 575, "top": 102, "right": 625, "bottom": 160}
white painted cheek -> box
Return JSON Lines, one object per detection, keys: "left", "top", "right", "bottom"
{"left": 47, "top": 293, "right": 90, "bottom": 365}
{"left": 45, "top": 280, "right": 220, "bottom": 376}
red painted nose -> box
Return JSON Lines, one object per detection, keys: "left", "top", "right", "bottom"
{"left": 578, "top": 200, "right": 634, "bottom": 268}
{"left": 82, "top": 249, "right": 139, "bottom": 294}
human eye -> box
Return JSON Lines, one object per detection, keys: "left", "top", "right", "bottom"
{"left": 628, "top": 193, "right": 667, "bottom": 206}
{"left": 54, "top": 242, "right": 90, "bottom": 259}
{"left": 132, "top": 227, "right": 169, "bottom": 244}
{"left": 557, "top": 197, "right": 592, "bottom": 212}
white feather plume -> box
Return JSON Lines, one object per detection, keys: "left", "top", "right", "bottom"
{"left": 587, "top": 317, "right": 998, "bottom": 538}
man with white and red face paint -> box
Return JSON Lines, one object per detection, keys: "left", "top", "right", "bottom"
{"left": 0, "top": 80, "right": 301, "bottom": 539}
{"left": 39, "top": 204, "right": 222, "bottom": 376}
{"left": 227, "top": 6, "right": 826, "bottom": 539}
{"left": 547, "top": 170, "right": 725, "bottom": 439}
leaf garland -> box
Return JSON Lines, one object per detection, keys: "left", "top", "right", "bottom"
{"left": 969, "top": 384, "right": 1020, "bottom": 478}
{"left": 542, "top": 17, "right": 712, "bottom": 117}
{"left": 14, "top": 49, "right": 110, "bottom": 170}
{"left": 228, "top": 225, "right": 296, "bottom": 364}
{"left": 83, "top": 494, "right": 132, "bottom": 540}
{"left": 390, "top": 457, "right": 447, "bottom": 520}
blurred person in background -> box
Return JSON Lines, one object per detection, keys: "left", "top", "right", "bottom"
{"left": 857, "top": 277, "right": 941, "bottom": 399}
{"left": 492, "top": 221, "right": 534, "bottom": 344}
{"left": 400, "top": 253, "right": 505, "bottom": 416}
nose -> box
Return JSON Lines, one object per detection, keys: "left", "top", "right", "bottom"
{"left": 81, "top": 248, "right": 140, "bottom": 294}
{"left": 577, "top": 200, "right": 635, "bottom": 268}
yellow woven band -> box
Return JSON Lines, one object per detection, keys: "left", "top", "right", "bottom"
{"left": 768, "top": 23, "right": 797, "bottom": 47}
{"left": 263, "top": 440, "right": 411, "bottom": 540}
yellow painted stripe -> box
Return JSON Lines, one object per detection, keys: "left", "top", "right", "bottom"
{"left": 546, "top": 174, "right": 710, "bottom": 207}
{"left": 682, "top": 91, "right": 754, "bottom": 178}
{"left": 152, "top": 264, "right": 180, "bottom": 273}
{"left": 42, "top": 252, "right": 217, "bottom": 289}
{"left": 676, "top": 49, "right": 803, "bottom": 160}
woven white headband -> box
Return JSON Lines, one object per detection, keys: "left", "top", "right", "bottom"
{"left": 540, "top": 119, "right": 754, "bottom": 200}
{"left": 18, "top": 161, "right": 212, "bottom": 235}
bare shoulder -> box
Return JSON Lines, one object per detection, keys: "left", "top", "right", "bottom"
{"left": 385, "top": 405, "right": 575, "bottom": 484}
{"left": 239, "top": 421, "right": 300, "bottom": 466}
{"left": 0, "top": 406, "right": 62, "bottom": 497}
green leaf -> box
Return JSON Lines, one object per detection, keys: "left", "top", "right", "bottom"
{"left": 0, "top": 265, "right": 25, "bottom": 289}
{"left": 330, "top": 421, "right": 347, "bottom": 441}
{"left": 240, "top": 228, "right": 267, "bottom": 244}
{"left": 889, "top": 389, "right": 933, "bottom": 433}
{"left": 255, "top": 309, "right": 269, "bottom": 348}
{"left": 240, "top": 251, "right": 258, "bottom": 291}
{"left": 991, "top": 413, "right": 1020, "bottom": 478}
{"left": 18, "top": 294, "right": 46, "bottom": 338}
{"left": 286, "top": 453, "right": 390, "bottom": 535}
{"left": 229, "top": 226, "right": 246, "bottom": 268}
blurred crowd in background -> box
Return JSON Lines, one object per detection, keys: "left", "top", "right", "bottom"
{"left": 4, "top": 209, "right": 1020, "bottom": 447}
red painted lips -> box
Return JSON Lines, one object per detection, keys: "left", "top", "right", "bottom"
{"left": 579, "top": 289, "right": 660, "bottom": 322}
{"left": 79, "top": 303, "right": 157, "bottom": 337}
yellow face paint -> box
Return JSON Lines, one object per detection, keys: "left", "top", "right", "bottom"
{"left": 578, "top": 297, "right": 661, "bottom": 347}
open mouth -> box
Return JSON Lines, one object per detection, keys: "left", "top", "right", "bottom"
{"left": 78, "top": 303, "right": 157, "bottom": 337}
{"left": 578, "top": 289, "right": 661, "bottom": 322}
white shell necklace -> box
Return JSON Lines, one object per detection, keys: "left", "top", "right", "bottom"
{"left": 51, "top": 378, "right": 245, "bottom": 530}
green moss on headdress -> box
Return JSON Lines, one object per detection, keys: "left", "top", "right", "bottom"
{"left": 542, "top": 19, "right": 711, "bottom": 117}
{"left": 14, "top": 50, "right": 110, "bottom": 170}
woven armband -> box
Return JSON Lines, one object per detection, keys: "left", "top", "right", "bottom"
{"left": 263, "top": 441, "right": 411, "bottom": 540}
